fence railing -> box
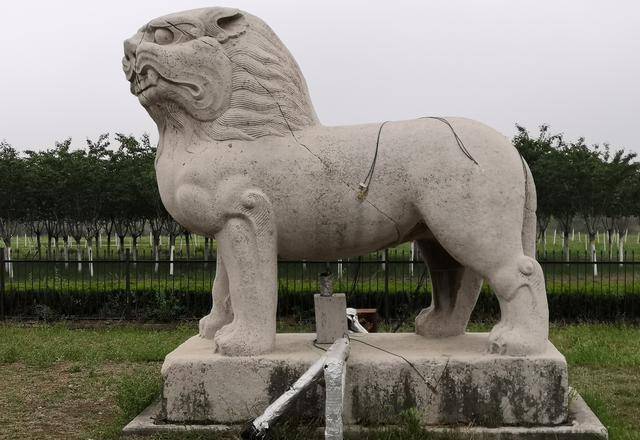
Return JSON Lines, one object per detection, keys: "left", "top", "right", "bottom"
{"left": 1, "top": 249, "right": 640, "bottom": 322}
{"left": 6, "top": 245, "right": 640, "bottom": 263}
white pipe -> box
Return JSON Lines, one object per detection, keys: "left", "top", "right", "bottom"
{"left": 346, "top": 308, "right": 369, "bottom": 334}
{"left": 246, "top": 337, "right": 350, "bottom": 440}
{"left": 324, "top": 337, "right": 350, "bottom": 440}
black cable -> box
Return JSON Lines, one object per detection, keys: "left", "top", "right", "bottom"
{"left": 312, "top": 339, "right": 328, "bottom": 352}
{"left": 349, "top": 337, "right": 437, "bottom": 393}
{"left": 358, "top": 121, "right": 389, "bottom": 199}
{"left": 357, "top": 116, "right": 479, "bottom": 201}
{"left": 419, "top": 117, "right": 479, "bottom": 165}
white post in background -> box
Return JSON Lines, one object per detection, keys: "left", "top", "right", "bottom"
{"left": 410, "top": 241, "right": 416, "bottom": 276}
{"left": 88, "top": 246, "right": 94, "bottom": 277}
{"left": 381, "top": 250, "right": 386, "bottom": 271}
{"left": 591, "top": 242, "right": 598, "bottom": 277}
{"left": 571, "top": 228, "right": 575, "bottom": 241}
{"left": 7, "top": 247, "right": 13, "bottom": 279}
{"left": 170, "top": 244, "right": 175, "bottom": 276}
{"left": 619, "top": 234, "right": 625, "bottom": 266}
{"left": 578, "top": 231, "right": 581, "bottom": 242}
{"left": 553, "top": 229, "right": 557, "bottom": 245}
{"left": 337, "top": 260, "right": 343, "bottom": 279}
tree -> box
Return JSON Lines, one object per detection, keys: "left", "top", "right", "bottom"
{"left": 0, "top": 141, "right": 27, "bottom": 271}
{"left": 514, "top": 125, "right": 565, "bottom": 255}
{"left": 598, "top": 147, "right": 638, "bottom": 260}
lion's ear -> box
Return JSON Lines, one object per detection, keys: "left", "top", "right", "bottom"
{"left": 205, "top": 8, "right": 248, "bottom": 43}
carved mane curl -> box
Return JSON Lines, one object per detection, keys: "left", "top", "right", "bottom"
{"left": 202, "top": 11, "right": 319, "bottom": 141}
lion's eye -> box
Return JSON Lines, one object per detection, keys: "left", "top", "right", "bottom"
{"left": 154, "top": 28, "right": 174, "bottom": 45}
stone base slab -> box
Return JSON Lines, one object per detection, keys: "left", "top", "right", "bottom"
{"left": 160, "top": 333, "right": 569, "bottom": 426}
{"left": 123, "top": 393, "right": 607, "bottom": 439}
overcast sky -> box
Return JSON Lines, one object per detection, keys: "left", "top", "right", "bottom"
{"left": 2, "top": 0, "right": 639, "bottom": 152}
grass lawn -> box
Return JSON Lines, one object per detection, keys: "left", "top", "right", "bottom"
{"left": 0, "top": 322, "right": 638, "bottom": 440}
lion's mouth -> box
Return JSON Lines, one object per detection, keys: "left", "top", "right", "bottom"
{"left": 131, "top": 66, "right": 159, "bottom": 96}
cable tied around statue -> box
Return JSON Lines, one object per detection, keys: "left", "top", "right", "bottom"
{"left": 357, "top": 117, "right": 479, "bottom": 200}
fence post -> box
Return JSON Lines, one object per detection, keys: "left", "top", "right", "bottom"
{"left": 384, "top": 248, "right": 389, "bottom": 320}
{"left": 0, "top": 248, "right": 5, "bottom": 321}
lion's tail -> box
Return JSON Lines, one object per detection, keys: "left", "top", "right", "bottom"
{"left": 521, "top": 158, "right": 537, "bottom": 258}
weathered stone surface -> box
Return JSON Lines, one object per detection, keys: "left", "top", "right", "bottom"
{"left": 123, "top": 7, "right": 549, "bottom": 357}
{"left": 161, "top": 333, "right": 568, "bottom": 426}
{"left": 126, "top": 393, "right": 608, "bottom": 439}
{"left": 314, "top": 293, "right": 348, "bottom": 344}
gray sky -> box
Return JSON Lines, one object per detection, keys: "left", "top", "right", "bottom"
{"left": 2, "top": 0, "right": 639, "bottom": 152}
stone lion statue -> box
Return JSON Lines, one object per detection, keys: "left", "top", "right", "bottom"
{"left": 123, "top": 7, "right": 549, "bottom": 357}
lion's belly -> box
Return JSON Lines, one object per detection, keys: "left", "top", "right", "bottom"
{"left": 273, "top": 194, "right": 405, "bottom": 260}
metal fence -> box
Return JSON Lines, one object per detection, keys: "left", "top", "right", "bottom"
{"left": 1, "top": 249, "right": 640, "bottom": 322}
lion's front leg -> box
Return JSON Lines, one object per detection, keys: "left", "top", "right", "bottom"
{"left": 213, "top": 189, "right": 278, "bottom": 356}
{"left": 199, "top": 255, "right": 233, "bottom": 339}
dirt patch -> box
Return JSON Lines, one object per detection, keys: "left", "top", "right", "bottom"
{"left": 0, "top": 362, "right": 160, "bottom": 440}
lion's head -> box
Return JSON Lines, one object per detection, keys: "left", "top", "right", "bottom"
{"left": 123, "top": 7, "right": 318, "bottom": 140}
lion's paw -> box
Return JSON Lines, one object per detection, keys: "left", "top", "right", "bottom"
{"left": 198, "top": 313, "right": 230, "bottom": 340}
{"left": 213, "top": 321, "right": 274, "bottom": 357}
{"left": 488, "top": 323, "right": 546, "bottom": 356}
{"left": 415, "top": 307, "right": 466, "bottom": 338}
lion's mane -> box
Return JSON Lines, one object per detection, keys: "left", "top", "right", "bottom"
{"left": 201, "top": 11, "right": 319, "bottom": 141}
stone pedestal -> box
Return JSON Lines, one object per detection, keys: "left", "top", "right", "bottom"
{"left": 314, "top": 293, "right": 348, "bottom": 343}
{"left": 160, "top": 333, "right": 570, "bottom": 426}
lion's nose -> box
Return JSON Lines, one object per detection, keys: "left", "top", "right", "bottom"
{"left": 123, "top": 38, "right": 138, "bottom": 80}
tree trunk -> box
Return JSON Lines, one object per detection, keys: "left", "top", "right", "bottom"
{"left": 35, "top": 232, "right": 42, "bottom": 259}
{"left": 153, "top": 233, "right": 161, "bottom": 273}
{"left": 63, "top": 236, "right": 70, "bottom": 268}
{"left": 118, "top": 235, "right": 126, "bottom": 260}
{"left": 184, "top": 233, "right": 191, "bottom": 259}
{"left": 563, "top": 230, "right": 570, "bottom": 262}
{"left": 607, "top": 228, "right": 613, "bottom": 260}
{"left": 106, "top": 233, "right": 112, "bottom": 257}
{"left": 203, "top": 237, "right": 210, "bottom": 265}
{"left": 132, "top": 236, "right": 138, "bottom": 263}
{"left": 619, "top": 235, "right": 624, "bottom": 266}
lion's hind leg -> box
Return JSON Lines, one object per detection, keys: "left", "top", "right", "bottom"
{"left": 414, "top": 239, "right": 483, "bottom": 338}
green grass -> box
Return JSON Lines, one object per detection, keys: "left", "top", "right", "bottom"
{"left": 0, "top": 323, "right": 194, "bottom": 367}
{"left": 0, "top": 322, "right": 638, "bottom": 439}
